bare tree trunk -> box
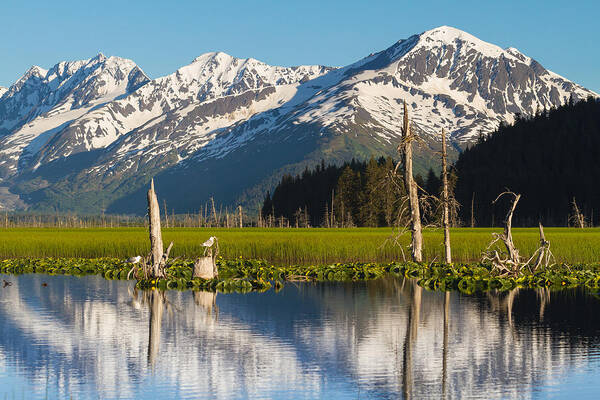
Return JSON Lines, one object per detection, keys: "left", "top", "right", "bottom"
{"left": 532, "top": 222, "right": 551, "bottom": 270}
{"left": 441, "top": 128, "right": 452, "bottom": 264}
{"left": 571, "top": 197, "right": 585, "bottom": 228}
{"left": 147, "top": 179, "right": 164, "bottom": 278}
{"left": 163, "top": 200, "right": 168, "bottom": 229}
{"left": 211, "top": 197, "right": 217, "bottom": 227}
{"left": 470, "top": 192, "right": 475, "bottom": 228}
{"left": 238, "top": 205, "right": 243, "bottom": 228}
{"left": 400, "top": 101, "right": 423, "bottom": 262}
{"left": 330, "top": 190, "right": 335, "bottom": 228}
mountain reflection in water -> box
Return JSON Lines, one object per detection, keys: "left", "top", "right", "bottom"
{"left": 0, "top": 274, "right": 599, "bottom": 399}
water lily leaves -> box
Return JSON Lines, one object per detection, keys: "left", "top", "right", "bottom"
{"left": 3, "top": 257, "right": 600, "bottom": 294}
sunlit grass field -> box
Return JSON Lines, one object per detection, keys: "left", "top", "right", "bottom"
{"left": 0, "top": 227, "right": 598, "bottom": 265}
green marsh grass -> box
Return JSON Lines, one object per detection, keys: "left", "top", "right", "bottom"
{"left": 0, "top": 227, "right": 598, "bottom": 264}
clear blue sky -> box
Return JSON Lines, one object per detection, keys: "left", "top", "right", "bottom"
{"left": 1, "top": 0, "right": 598, "bottom": 92}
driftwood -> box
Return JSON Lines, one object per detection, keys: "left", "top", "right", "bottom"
{"left": 482, "top": 191, "right": 554, "bottom": 276}
{"left": 482, "top": 191, "right": 521, "bottom": 275}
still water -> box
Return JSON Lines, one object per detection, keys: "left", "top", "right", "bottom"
{"left": 0, "top": 274, "right": 599, "bottom": 399}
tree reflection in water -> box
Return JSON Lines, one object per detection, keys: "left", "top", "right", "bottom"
{"left": 0, "top": 274, "right": 599, "bottom": 399}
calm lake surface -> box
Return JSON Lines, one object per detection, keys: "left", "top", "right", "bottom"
{"left": 1, "top": 274, "right": 599, "bottom": 399}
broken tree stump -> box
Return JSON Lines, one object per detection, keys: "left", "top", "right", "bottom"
{"left": 193, "top": 257, "right": 217, "bottom": 279}
{"left": 530, "top": 222, "right": 553, "bottom": 271}
{"left": 147, "top": 178, "right": 164, "bottom": 278}
{"left": 193, "top": 237, "right": 219, "bottom": 279}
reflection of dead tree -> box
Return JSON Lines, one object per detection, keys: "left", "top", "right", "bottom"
{"left": 194, "top": 291, "right": 219, "bottom": 319}
{"left": 442, "top": 291, "right": 450, "bottom": 399}
{"left": 482, "top": 191, "right": 554, "bottom": 276}
{"left": 402, "top": 282, "right": 422, "bottom": 400}
{"left": 536, "top": 288, "right": 551, "bottom": 320}
{"left": 570, "top": 197, "right": 586, "bottom": 228}
{"left": 147, "top": 290, "right": 166, "bottom": 367}
{"left": 487, "top": 288, "right": 520, "bottom": 327}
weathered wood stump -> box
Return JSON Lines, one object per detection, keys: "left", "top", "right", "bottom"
{"left": 193, "top": 256, "right": 218, "bottom": 279}
{"left": 147, "top": 179, "right": 164, "bottom": 278}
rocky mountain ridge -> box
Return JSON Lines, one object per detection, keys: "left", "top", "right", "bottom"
{"left": 0, "top": 26, "right": 596, "bottom": 213}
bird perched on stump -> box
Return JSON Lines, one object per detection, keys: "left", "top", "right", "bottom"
{"left": 202, "top": 236, "right": 217, "bottom": 256}
{"left": 125, "top": 256, "right": 142, "bottom": 264}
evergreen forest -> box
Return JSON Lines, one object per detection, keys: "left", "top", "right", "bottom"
{"left": 262, "top": 97, "right": 600, "bottom": 227}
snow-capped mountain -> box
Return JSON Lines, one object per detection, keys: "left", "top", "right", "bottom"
{"left": 0, "top": 53, "right": 149, "bottom": 177}
{"left": 0, "top": 26, "right": 596, "bottom": 213}
{"left": 0, "top": 87, "right": 7, "bottom": 98}
{"left": 25, "top": 52, "right": 332, "bottom": 171}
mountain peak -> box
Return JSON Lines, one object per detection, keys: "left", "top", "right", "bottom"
{"left": 22, "top": 65, "right": 48, "bottom": 80}
{"left": 417, "top": 26, "right": 507, "bottom": 58}
{"left": 421, "top": 25, "right": 478, "bottom": 41}
{"left": 192, "top": 51, "right": 235, "bottom": 65}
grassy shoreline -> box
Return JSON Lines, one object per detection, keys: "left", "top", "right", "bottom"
{"left": 0, "top": 227, "right": 599, "bottom": 264}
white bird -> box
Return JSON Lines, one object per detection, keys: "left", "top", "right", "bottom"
{"left": 202, "top": 236, "right": 216, "bottom": 248}
{"left": 202, "top": 236, "right": 217, "bottom": 256}
{"left": 125, "top": 255, "right": 142, "bottom": 264}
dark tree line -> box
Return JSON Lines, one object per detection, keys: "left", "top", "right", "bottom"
{"left": 455, "top": 96, "right": 600, "bottom": 227}
{"left": 261, "top": 160, "right": 348, "bottom": 227}
{"left": 261, "top": 158, "right": 448, "bottom": 227}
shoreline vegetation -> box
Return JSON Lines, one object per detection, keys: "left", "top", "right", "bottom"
{"left": 1, "top": 226, "right": 600, "bottom": 294}
{"left": 0, "top": 227, "right": 599, "bottom": 264}
{"left": 2, "top": 256, "right": 599, "bottom": 294}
